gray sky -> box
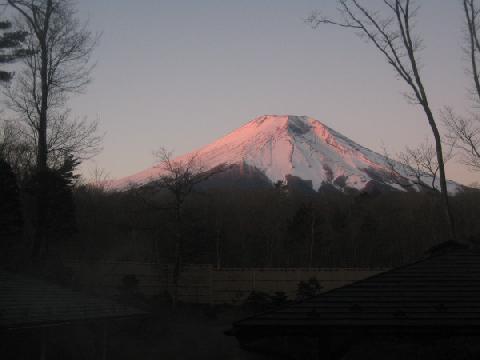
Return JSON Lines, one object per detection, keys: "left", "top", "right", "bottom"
{"left": 71, "top": 0, "right": 477, "bottom": 185}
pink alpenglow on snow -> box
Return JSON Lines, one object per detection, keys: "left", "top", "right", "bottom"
{"left": 109, "top": 115, "right": 462, "bottom": 193}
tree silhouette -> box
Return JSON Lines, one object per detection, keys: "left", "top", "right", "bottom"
{"left": 5, "top": 0, "right": 99, "bottom": 260}
{"left": 307, "top": 0, "right": 456, "bottom": 240}
{"left": 0, "top": 158, "right": 23, "bottom": 264}
{"left": 147, "top": 148, "right": 228, "bottom": 305}
{"left": 0, "top": 20, "right": 28, "bottom": 82}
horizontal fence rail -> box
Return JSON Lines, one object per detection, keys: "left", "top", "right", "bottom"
{"left": 66, "top": 261, "right": 387, "bottom": 305}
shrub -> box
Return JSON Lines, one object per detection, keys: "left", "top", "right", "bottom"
{"left": 296, "top": 277, "right": 323, "bottom": 300}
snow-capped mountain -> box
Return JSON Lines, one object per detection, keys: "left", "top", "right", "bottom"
{"left": 110, "top": 115, "right": 461, "bottom": 193}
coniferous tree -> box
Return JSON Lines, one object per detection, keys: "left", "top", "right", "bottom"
{"left": 25, "top": 156, "right": 77, "bottom": 258}
{"left": 5, "top": 0, "right": 99, "bottom": 260}
{"left": 0, "top": 158, "right": 23, "bottom": 264}
{"left": 0, "top": 20, "right": 28, "bottom": 82}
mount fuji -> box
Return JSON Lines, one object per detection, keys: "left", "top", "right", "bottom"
{"left": 110, "top": 115, "right": 461, "bottom": 193}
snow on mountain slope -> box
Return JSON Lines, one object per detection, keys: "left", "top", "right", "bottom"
{"left": 110, "top": 115, "right": 462, "bottom": 193}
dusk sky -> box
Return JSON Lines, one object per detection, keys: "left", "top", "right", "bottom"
{"left": 71, "top": 0, "right": 476, "bottom": 185}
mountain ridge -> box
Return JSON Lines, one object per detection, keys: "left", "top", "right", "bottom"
{"left": 109, "top": 115, "right": 462, "bottom": 193}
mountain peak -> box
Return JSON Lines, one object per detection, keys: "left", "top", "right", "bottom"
{"left": 251, "top": 114, "right": 311, "bottom": 127}
{"left": 250, "top": 114, "right": 336, "bottom": 141}
{"left": 253, "top": 114, "right": 307, "bottom": 122}
{"left": 110, "top": 115, "right": 462, "bottom": 193}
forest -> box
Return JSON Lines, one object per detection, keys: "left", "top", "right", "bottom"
{"left": 2, "top": 1, "right": 480, "bottom": 359}
{"left": 72, "top": 179, "right": 480, "bottom": 269}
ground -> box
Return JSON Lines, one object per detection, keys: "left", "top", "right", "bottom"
{"left": 108, "top": 303, "right": 267, "bottom": 360}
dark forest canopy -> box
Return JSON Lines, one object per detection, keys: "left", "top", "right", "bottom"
{"left": 70, "top": 182, "right": 480, "bottom": 269}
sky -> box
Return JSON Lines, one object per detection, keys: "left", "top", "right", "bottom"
{"left": 69, "top": 0, "right": 477, "bottom": 185}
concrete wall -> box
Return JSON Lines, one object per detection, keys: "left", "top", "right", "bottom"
{"left": 67, "top": 261, "right": 386, "bottom": 304}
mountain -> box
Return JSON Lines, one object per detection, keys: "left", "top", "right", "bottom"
{"left": 109, "top": 115, "right": 462, "bottom": 193}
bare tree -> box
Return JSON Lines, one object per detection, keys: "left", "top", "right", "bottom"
{"left": 463, "top": 0, "right": 480, "bottom": 104}
{"left": 307, "top": 0, "right": 456, "bottom": 239}
{"left": 307, "top": 203, "right": 317, "bottom": 269}
{"left": 149, "top": 148, "right": 228, "bottom": 305}
{"left": 441, "top": 0, "right": 480, "bottom": 173}
{"left": 3, "top": 0, "right": 99, "bottom": 260}
{"left": 45, "top": 111, "right": 101, "bottom": 168}
{"left": 5, "top": 0, "right": 100, "bottom": 171}
{"left": 86, "top": 164, "right": 111, "bottom": 190}
{"left": 2, "top": 109, "right": 102, "bottom": 169}
{"left": 384, "top": 140, "right": 454, "bottom": 192}
{"left": 442, "top": 108, "right": 480, "bottom": 171}
{"left": 0, "top": 119, "right": 34, "bottom": 178}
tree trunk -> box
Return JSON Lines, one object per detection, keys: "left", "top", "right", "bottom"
{"left": 215, "top": 225, "right": 221, "bottom": 270}
{"left": 309, "top": 214, "right": 316, "bottom": 269}
{"left": 423, "top": 106, "right": 456, "bottom": 241}
{"left": 37, "top": 0, "right": 51, "bottom": 172}
{"left": 172, "top": 201, "right": 183, "bottom": 307}
{"left": 32, "top": 0, "right": 52, "bottom": 260}
{"left": 267, "top": 237, "right": 274, "bottom": 267}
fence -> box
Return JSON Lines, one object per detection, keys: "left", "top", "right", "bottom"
{"left": 67, "top": 261, "right": 386, "bottom": 305}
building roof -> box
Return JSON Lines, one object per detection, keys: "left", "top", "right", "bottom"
{"left": 232, "top": 245, "right": 480, "bottom": 338}
{"left": 0, "top": 270, "right": 147, "bottom": 330}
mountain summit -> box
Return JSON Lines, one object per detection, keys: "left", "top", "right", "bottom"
{"left": 110, "top": 115, "right": 461, "bottom": 193}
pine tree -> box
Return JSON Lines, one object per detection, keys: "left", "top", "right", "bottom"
{"left": 0, "top": 20, "right": 28, "bottom": 82}
{"left": 26, "top": 156, "right": 78, "bottom": 258}
{"left": 0, "top": 158, "right": 23, "bottom": 262}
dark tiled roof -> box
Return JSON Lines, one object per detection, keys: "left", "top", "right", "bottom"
{"left": 233, "top": 247, "right": 480, "bottom": 337}
{"left": 0, "top": 271, "right": 147, "bottom": 329}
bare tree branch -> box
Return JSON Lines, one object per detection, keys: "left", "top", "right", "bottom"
{"left": 441, "top": 1, "right": 480, "bottom": 175}
{"left": 139, "top": 148, "right": 230, "bottom": 306}
{"left": 4, "top": 0, "right": 100, "bottom": 171}
{"left": 442, "top": 107, "right": 480, "bottom": 171}
{"left": 307, "top": 0, "right": 456, "bottom": 239}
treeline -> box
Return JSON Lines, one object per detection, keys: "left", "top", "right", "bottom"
{"left": 70, "top": 183, "right": 480, "bottom": 268}
{"left": 0, "top": 0, "right": 99, "bottom": 276}
{"left": 0, "top": 157, "right": 77, "bottom": 268}
{"left": 4, "top": 149, "right": 479, "bottom": 270}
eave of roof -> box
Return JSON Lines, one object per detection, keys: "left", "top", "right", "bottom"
{"left": 0, "top": 271, "right": 148, "bottom": 330}
{"left": 231, "top": 245, "right": 480, "bottom": 337}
